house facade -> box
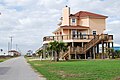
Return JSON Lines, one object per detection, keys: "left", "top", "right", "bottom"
{"left": 8, "top": 50, "right": 21, "bottom": 56}
{"left": 43, "top": 6, "right": 113, "bottom": 59}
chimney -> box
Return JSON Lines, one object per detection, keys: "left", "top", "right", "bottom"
{"left": 61, "top": 6, "right": 70, "bottom": 26}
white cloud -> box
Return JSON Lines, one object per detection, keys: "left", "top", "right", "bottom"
{"left": 3, "top": 0, "right": 38, "bottom": 7}
{"left": 0, "top": 0, "right": 120, "bottom": 54}
{"left": 114, "top": 43, "right": 120, "bottom": 47}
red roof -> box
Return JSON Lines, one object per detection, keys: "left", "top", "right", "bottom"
{"left": 73, "top": 11, "right": 108, "bottom": 18}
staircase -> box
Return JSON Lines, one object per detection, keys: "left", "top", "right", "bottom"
{"left": 61, "top": 34, "right": 108, "bottom": 59}
{"left": 81, "top": 34, "right": 108, "bottom": 54}
{"left": 60, "top": 46, "right": 71, "bottom": 59}
{"left": 61, "top": 52, "right": 69, "bottom": 59}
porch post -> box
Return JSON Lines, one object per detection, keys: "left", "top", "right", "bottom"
{"left": 93, "top": 46, "right": 96, "bottom": 59}
{"left": 97, "top": 44, "right": 99, "bottom": 53}
{"left": 85, "top": 52, "right": 86, "bottom": 59}
{"left": 105, "top": 42, "right": 108, "bottom": 58}
{"left": 82, "top": 42, "right": 84, "bottom": 54}
{"left": 89, "top": 48, "right": 92, "bottom": 58}
{"left": 108, "top": 42, "right": 110, "bottom": 48}
{"left": 102, "top": 41, "right": 104, "bottom": 59}
{"left": 68, "top": 46, "right": 71, "bottom": 60}
{"left": 75, "top": 50, "right": 77, "bottom": 59}
{"left": 72, "top": 42, "right": 74, "bottom": 47}
{"left": 72, "top": 42, "right": 75, "bottom": 59}
{"left": 82, "top": 42, "right": 84, "bottom": 47}
{"left": 112, "top": 42, "right": 114, "bottom": 48}
{"left": 43, "top": 44, "right": 46, "bottom": 59}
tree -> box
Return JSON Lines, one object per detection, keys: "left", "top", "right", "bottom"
{"left": 0, "top": 49, "right": 3, "bottom": 52}
{"left": 48, "top": 41, "right": 68, "bottom": 61}
{"left": 36, "top": 49, "right": 43, "bottom": 58}
{"left": 111, "top": 48, "right": 115, "bottom": 59}
{"left": 115, "top": 50, "right": 120, "bottom": 58}
{"left": 107, "top": 48, "right": 115, "bottom": 59}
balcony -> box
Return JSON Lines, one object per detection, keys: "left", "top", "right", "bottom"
{"left": 108, "top": 35, "right": 113, "bottom": 40}
{"left": 43, "top": 34, "right": 113, "bottom": 42}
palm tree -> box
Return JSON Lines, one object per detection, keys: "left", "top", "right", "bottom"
{"left": 36, "top": 49, "right": 43, "bottom": 58}
{"left": 107, "top": 48, "right": 115, "bottom": 59}
{"left": 56, "top": 41, "right": 68, "bottom": 61}
{"left": 48, "top": 41, "right": 58, "bottom": 61}
{"left": 48, "top": 41, "right": 68, "bottom": 61}
{"left": 46, "top": 46, "right": 53, "bottom": 60}
{"left": 111, "top": 48, "right": 115, "bottom": 59}
{"left": 115, "top": 50, "right": 120, "bottom": 58}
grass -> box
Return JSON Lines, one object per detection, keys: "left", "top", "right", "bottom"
{"left": 0, "top": 57, "right": 14, "bottom": 62}
{"left": 0, "top": 58, "right": 8, "bottom": 62}
{"left": 28, "top": 59, "right": 120, "bottom": 80}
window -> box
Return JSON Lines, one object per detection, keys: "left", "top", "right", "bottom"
{"left": 93, "top": 31, "right": 96, "bottom": 35}
{"left": 72, "top": 18, "right": 75, "bottom": 23}
{"left": 72, "top": 29, "right": 77, "bottom": 38}
{"left": 60, "top": 32, "right": 62, "bottom": 35}
{"left": 72, "top": 29, "right": 76, "bottom": 35}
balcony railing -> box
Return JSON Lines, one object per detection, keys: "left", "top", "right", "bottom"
{"left": 43, "top": 34, "right": 113, "bottom": 42}
{"left": 108, "top": 35, "right": 113, "bottom": 40}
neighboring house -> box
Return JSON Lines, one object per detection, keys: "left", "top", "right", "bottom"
{"left": 43, "top": 6, "right": 113, "bottom": 59}
{"left": 8, "top": 50, "right": 21, "bottom": 56}
{"left": 26, "top": 50, "right": 33, "bottom": 57}
{"left": 35, "top": 46, "right": 44, "bottom": 58}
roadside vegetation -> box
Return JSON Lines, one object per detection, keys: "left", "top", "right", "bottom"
{"left": 47, "top": 41, "right": 68, "bottom": 61}
{"left": 0, "top": 57, "right": 10, "bottom": 62}
{"left": 0, "top": 55, "right": 20, "bottom": 63}
{"left": 28, "top": 59, "right": 120, "bottom": 80}
{"left": 25, "top": 41, "right": 68, "bottom": 62}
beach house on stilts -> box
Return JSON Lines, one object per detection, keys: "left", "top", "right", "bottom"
{"left": 43, "top": 6, "right": 113, "bottom": 60}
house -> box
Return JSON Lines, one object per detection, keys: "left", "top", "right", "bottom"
{"left": 26, "top": 50, "right": 33, "bottom": 57}
{"left": 8, "top": 50, "right": 21, "bottom": 56}
{"left": 43, "top": 6, "right": 113, "bottom": 59}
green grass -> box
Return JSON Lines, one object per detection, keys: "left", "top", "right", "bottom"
{"left": 0, "top": 58, "right": 8, "bottom": 62}
{"left": 0, "top": 57, "right": 13, "bottom": 62}
{"left": 28, "top": 59, "right": 120, "bottom": 80}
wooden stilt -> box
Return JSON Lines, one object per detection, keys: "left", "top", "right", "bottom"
{"left": 68, "top": 46, "right": 71, "bottom": 60}
{"left": 112, "top": 42, "right": 114, "bottom": 48}
{"left": 82, "top": 42, "right": 83, "bottom": 47}
{"left": 43, "top": 44, "right": 46, "bottom": 59}
{"left": 106, "top": 42, "right": 108, "bottom": 58}
{"left": 85, "top": 53, "right": 86, "bottom": 59}
{"left": 90, "top": 49, "right": 91, "bottom": 59}
{"left": 93, "top": 46, "right": 96, "bottom": 59}
{"left": 97, "top": 44, "right": 99, "bottom": 53}
{"left": 108, "top": 42, "right": 110, "bottom": 48}
{"left": 75, "top": 50, "right": 77, "bottom": 59}
{"left": 102, "top": 41, "right": 104, "bottom": 59}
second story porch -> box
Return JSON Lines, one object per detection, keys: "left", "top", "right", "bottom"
{"left": 43, "top": 34, "right": 113, "bottom": 44}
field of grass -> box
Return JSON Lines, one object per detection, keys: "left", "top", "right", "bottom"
{"left": 28, "top": 59, "right": 120, "bottom": 80}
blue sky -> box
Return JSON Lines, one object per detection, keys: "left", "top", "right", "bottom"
{"left": 0, "top": 0, "right": 120, "bottom": 54}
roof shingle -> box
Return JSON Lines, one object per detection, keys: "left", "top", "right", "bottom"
{"left": 73, "top": 11, "right": 108, "bottom": 18}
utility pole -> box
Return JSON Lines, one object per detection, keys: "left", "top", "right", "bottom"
{"left": 9, "top": 36, "right": 13, "bottom": 50}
